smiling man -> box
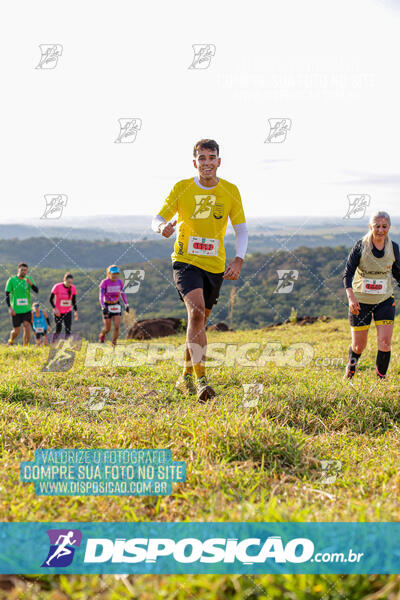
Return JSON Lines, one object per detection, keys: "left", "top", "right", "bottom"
{"left": 152, "top": 139, "right": 248, "bottom": 401}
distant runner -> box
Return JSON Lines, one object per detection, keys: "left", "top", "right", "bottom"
{"left": 152, "top": 139, "right": 248, "bottom": 402}
{"left": 99, "top": 265, "right": 129, "bottom": 346}
{"left": 50, "top": 273, "right": 78, "bottom": 341}
{"left": 32, "top": 302, "right": 51, "bottom": 346}
{"left": 5, "top": 262, "right": 39, "bottom": 346}
{"left": 343, "top": 211, "right": 400, "bottom": 380}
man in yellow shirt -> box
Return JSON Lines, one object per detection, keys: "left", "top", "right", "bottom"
{"left": 152, "top": 139, "right": 248, "bottom": 401}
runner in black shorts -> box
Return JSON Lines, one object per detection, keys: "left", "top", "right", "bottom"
{"left": 152, "top": 139, "right": 248, "bottom": 401}
{"left": 343, "top": 211, "right": 400, "bottom": 380}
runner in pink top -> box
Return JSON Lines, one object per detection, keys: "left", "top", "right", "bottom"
{"left": 99, "top": 265, "right": 129, "bottom": 346}
{"left": 49, "top": 273, "right": 78, "bottom": 341}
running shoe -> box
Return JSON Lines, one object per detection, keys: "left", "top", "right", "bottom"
{"left": 99, "top": 333, "right": 105, "bottom": 343}
{"left": 196, "top": 376, "right": 216, "bottom": 403}
{"left": 175, "top": 373, "right": 196, "bottom": 396}
{"left": 343, "top": 365, "right": 355, "bottom": 380}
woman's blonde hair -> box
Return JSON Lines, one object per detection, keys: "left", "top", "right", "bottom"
{"left": 361, "top": 211, "right": 391, "bottom": 258}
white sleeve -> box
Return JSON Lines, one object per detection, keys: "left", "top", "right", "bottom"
{"left": 233, "top": 222, "right": 248, "bottom": 259}
{"left": 151, "top": 214, "right": 167, "bottom": 233}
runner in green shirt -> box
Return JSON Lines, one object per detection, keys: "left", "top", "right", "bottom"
{"left": 5, "top": 262, "right": 39, "bottom": 345}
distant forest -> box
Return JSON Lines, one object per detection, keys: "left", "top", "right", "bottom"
{"left": 1, "top": 243, "right": 389, "bottom": 342}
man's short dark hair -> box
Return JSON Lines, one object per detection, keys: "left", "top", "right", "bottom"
{"left": 18, "top": 262, "right": 28, "bottom": 268}
{"left": 193, "top": 139, "right": 219, "bottom": 158}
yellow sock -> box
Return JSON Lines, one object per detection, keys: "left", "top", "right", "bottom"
{"left": 193, "top": 363, "right": 206, "bottom": 380}
{"left": 183, "top": 362, "right": 193, "bottom": 376}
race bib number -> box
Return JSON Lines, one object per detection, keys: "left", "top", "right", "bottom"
{"left": 362, "top": 278, "right": 387, "bottom": 294}
{"left": 188, "top": 236, "right": 219, "bottom": 256}
{"left": 108, "top": 304, "right": 121, "bottom": 314}
{"left": 60, "top": 299, "right": 71, "bottom": 307}
{"left": 16, "top": 298, "right": 28, "bottom": 306}
{"left": 35, "top": 327, "right": 44, "bottom": 333}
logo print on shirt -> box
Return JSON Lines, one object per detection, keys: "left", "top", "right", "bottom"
{"left": 191, "top": 195, "right": 216, "bottom": 219}
{"left": 213, "top": 203, "right": 224, "bottom": 219}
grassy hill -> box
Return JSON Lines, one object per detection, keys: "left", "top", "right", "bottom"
{"left": 1, "top": 318, "right": 400, "bottom": 598}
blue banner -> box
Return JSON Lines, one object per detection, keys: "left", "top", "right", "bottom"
{"left": 0, "top": 522, "right": 400, "bottom": 574}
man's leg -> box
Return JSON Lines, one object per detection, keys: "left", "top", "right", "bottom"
{"left": 182, "top": 307, "right": 211, "bottom": 376}
{"left": 184, "top": 288, "right": 207, "bottom": 380}
{"left": 22, "top": 321, "right": 31, "bottom": 346}
{"left": 8, "top": 325, "right": 21, "bottom": 344}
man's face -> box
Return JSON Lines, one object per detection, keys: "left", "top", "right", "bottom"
{"left": 193, "top": 148, "right": 221, "bottom": 180}
{"left": 18, "top": 266, "right": 28, "bottom": 278}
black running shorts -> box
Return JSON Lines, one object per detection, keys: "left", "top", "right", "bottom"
{"left": 103, "top": 303, "right": 122, "bottom": 319}
{"left": 12, "top": 311, "right": 32, "bottom": 328}
{"left": 172, "top": 261, "right": 224, "bottom": 310}
{"left": 349, "top": 295, "right": 395, "bottom": 330}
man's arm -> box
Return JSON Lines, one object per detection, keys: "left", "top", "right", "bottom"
{"left": 151, "top": 214, "right": 167, "bottom": 233}
{"left": 224, "top": 186, "right": 247, "bottom": 280}
{"left": 26, "top": 276, "right": 39, "bottom": 293}
{"left": 223, "top": 223, "right": 248, "bottom": 280}
{"left": 152, "top": 183, "right": 179, "bottom": 237}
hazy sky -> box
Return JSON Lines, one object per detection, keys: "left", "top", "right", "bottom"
{"left": 1, "top": 0, "right": 399, "bottom": 221}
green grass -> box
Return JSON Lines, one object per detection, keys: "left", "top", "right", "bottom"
{"left": 1, "top": 318, "right": 400, "bottom": 598}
